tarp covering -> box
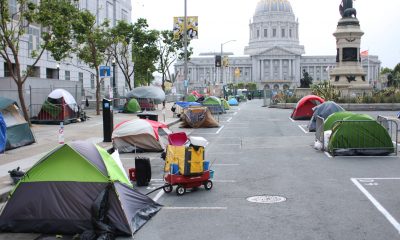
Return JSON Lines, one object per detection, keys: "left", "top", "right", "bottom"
{"left": 186, "top": 94, "right": 197, "bottom": 102}
{"left": 0, "top": 97, "right": 35, "bottom": 150}
{"left": 175, "top": 101, "right": 202, "bottom": 109}
{"left": 228, "top": 98, "right": 239, "bottom": 106}
{"left": 112, "top": 119, "right": 171, "bottom": 152}
{"left": 202, "top": 96, "right": 224, "bottom": 114}
{"left": 291, "top": 95, "right": 325, "bottom": 120}
{"left": 308, "top": 101, "right": 345, "bottom": 132}
{"left": 180, "top": 107, "right": 219, "bottom": 128}
{"left": 124, "top": 98, "right": 141, "bottom": 113}
{"left": 327, "top": 113, "right": 394, "bottom": 156}
{"left": 221, "top": 98, "right": 230, "bottom": 110}
{"left": 0, "top": 141, "right": 161, "bottom": 236}
{"left": 126, "top": 86, "right": 165, "bottom": 104}
{"left": 0, "top": 113, "right": 6, "bottom": 153}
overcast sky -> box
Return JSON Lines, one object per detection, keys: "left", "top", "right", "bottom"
{"left": 132, "top": 0, "right": 400, "bottom": 69}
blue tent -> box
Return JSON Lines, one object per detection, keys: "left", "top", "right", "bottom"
{"left": 228, "top": 98, "right": 239, "bottom": 106}
{"left": 175, "top": 101, "right": 202, "bottom": 109}
{"left": 0, "top": 113, "right": 6, "bottom": 153}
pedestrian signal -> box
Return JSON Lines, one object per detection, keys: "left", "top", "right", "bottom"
{"left": 215, "top": 55, "right": 221, "bottom": 67}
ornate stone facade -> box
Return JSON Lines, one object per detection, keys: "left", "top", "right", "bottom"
{"left": 174, "top": 0, "right": 381, "bottom": 93}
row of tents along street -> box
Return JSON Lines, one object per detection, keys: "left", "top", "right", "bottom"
{"left": 291, "top": 95, "right": 397, "bottom": 156}
{"left": 0, "top": 97, "right": 35, "bottom": 153}
{"left": 0, "top": 140, "right": 161, "bottom": 238}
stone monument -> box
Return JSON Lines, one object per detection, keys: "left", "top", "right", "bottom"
{"left": 329, "top": 0, "right": 371, "bottom": 95}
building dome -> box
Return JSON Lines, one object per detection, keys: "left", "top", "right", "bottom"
{"left": 255, "top": 0, "right": 293, "bottom": 15}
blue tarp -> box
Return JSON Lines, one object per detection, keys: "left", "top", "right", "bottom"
{"left": 228, "top": 98, "right": 239, "bottom": 106}
{"left": 0, "top": 113, "right": 6, "bottom": 153}
{"left": 175, "top": 101, "right": 202, "bottom": 109}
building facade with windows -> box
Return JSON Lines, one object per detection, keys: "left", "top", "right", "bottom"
{"left": 0, "top": 0, "right": 133, "bottom": 104}
{"left": 174, "top": 0, "right": 380, "bottom": 93}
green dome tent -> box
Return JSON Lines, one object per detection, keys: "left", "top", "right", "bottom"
{"left": 327, "top": 113, "right": 394, "bottom": 156}
{"left": 202, "top": 96, "right": 224, "bottom": 114}
{"left": 0, "top": 141, "right": 161, "bottom": 236}
{"left": 124, "top": 98, "right": 141, "bottom": 113}
{"left": 324, "top": 111, "right": 356, "bottom": 131}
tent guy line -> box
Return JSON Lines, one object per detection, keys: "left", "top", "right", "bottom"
{"left": 351, "top": 178, "right": 400, "bottom": 234}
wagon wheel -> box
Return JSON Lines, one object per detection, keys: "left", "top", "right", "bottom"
{"left": 163, "top": 184, "right": 173, "bottom": 193}
{"left": 176, "top": 185, "right": 186, "bottom": 196}
{"left": 204, "top": 180, "right": 213, "bottom": 190}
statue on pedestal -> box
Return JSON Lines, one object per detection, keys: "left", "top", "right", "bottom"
{"left": 339, "top": 0, "right": 356, "bottom": 18}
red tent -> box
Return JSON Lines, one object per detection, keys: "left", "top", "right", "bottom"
{"left": 291, "top": 95, "right": 325, "bottom": 120}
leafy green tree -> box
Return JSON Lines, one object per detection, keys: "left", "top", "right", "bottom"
{"left": 0, "top": 0, "right": 79, "bottom": 122}
{"left": 109, "top": 20, "right": 135, "bottom": 91}
{"left": 131, "top": 19, "right": 159, "bottom": 87}
{"left": 300, "top": 69, "right": 313, "bottom": 88}
{"left": 72, "top": 11, "right": 111, "bottom": 115}
{"left": 157, "top": 30, "right": 192, "bottom": 106}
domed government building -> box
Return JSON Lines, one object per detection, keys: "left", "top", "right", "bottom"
{"left": 174, "top": 0, "right": 380, "bottom": 93}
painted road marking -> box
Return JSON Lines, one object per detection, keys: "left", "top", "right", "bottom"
{"left": 233, "top": 112, "right": 238, "bottom": 116}
{"left": 216, "top": 125, "right": 225, "bottom": 134}
{"left": 298, "top": 125, "right": 308, "bottom": 134}
{"left": 153, "top": 190, "right": 164, "bottom": 202}
{"left": 163, "top": 207, "right": 227, "bottom": 210}
{"left": 324, "top": 152, "right": 333, "bottom": 158}
{"left": 227, "top": 117, "right": 233, "bottom": 122}
{"left": 351, "top": 178, "right": 400, "bottom": 234}
{"left": 289, "top": 117, "right": 295, "bottom": 122}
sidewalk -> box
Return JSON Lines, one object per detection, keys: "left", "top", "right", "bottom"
{"left": 0, "top": 102, "right": 180, "bottom": 202}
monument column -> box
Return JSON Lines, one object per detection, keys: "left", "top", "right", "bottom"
{"left": 279, "top": 59, "right": 283, "bottom": 80}
{"left": 270, "top": 60, "right": 273, "bottom": 80}
{"left": 330, "top": 0, "right": 369, "bottom": 93}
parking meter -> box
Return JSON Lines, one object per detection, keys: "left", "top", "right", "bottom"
{"left": 102, "top": 98, "right": 113, "bottom": 142}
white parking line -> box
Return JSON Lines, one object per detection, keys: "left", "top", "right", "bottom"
{"left": 153, "top": 190, "right": 164, "bottom": 202}
{"left": 324, "top": 152, "right": 333, "bottom": 158}
{"left": 351, "top": 178, "right": 400, "bottom": 234}
{"left": 233, "top": 112, "right": 238, "bottom": 116}
{"left": 298, "top": 125, "right": 308, "bottom": 134}
{"left": 289, "top": 117, "right": 295, "bottom": 122}
{"left": 227, "top": 117, "right": 233, "bottom": 122}
{"left": 216, "top": 125, "right": 225, "bottom": 134}
{"left": 163, "top": 207, "right": 227, "bottom": 210}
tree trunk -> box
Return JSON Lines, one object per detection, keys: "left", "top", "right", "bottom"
{"left": 162, "top": 72, "right": 166, "bottom": 107}
{"left": 95, "top": 66, "right": 101, "bottom": 115}
{"left": 17, "top": 80, "right": 31, "bottom": 125}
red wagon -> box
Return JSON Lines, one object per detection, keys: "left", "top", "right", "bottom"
{"left": 163, "top": 170, "right": 213, "bottom": 196}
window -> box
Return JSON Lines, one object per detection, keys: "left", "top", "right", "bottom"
{"left": 264, "top": 29, "right": 268, "bottom": 37}
{"left": 65, "top": 70, "right": 70, "bottom": 80}
{"left": 281, "top": 29, "right": 285, "bottom": 38}
{"left": 4, "top": 62, "right": 16, "bottom": 77}
{"left": 27, "top": 66, "right": 40, "bottom": 77}
{"left": 79, "top": 72, "right": 84, "bottom": 82}
{"left": 273, "top": 28, "right": 276, "bottom": 37}
{"left": 289, "top": 29, "right": 292, "bottom": 38}
{"left": 90, "top": 74, "right": 95, "bottom": 88}
{"left": 28, "top": 27, "right": 40, "bottom": 54}
{"left": 121, "top": 9, "right": 129, "bottom": 22}
{"left": 256, "top": 29, "right": 260, "bottom": 38}
{"left": 9, "top": 0, "right": 17, "bottom": 15}
{"left": 106, "top": 2, "right": 114, "bottom": 26}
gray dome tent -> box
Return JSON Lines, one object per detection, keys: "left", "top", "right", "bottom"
{"left": 126, "top": 86, "right": 165, "bottom": 104}
{"left": 308, "top": 101, "right": 345, "bottom": 132}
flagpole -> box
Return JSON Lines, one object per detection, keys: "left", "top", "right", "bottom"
{"left": 367, "top": 48, "right": 370, "bottom": 85}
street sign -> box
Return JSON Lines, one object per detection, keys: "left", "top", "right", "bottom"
{"left": 99, "top": 66, "right": 111, "bottom": 78}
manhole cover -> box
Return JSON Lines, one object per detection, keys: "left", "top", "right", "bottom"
{"left": 247, "top": 195, "right": 286, "bottom": 204}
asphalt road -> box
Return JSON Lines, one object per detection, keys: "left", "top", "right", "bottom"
{"left": 2, "top": 99, "right": 400, "bottom": 239}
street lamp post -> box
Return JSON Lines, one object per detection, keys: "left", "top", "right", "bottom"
{"left": 111, "top": 58, "right": 116, "bottom": 107}
{"left": 220, "top": 40, "right": 236, "bottom": 85}
{"left": 147, "top": 68, "right": 151, "bottom": 86}
{"left": 56, "top": 63, "right": 60, "bottom": 80}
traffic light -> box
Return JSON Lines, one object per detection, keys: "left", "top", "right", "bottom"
{"left": 215, "top": 55, "right": 221, "bottom": 67}
{"left": 222, "top": 56, "right": 229, "bottom": 67}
